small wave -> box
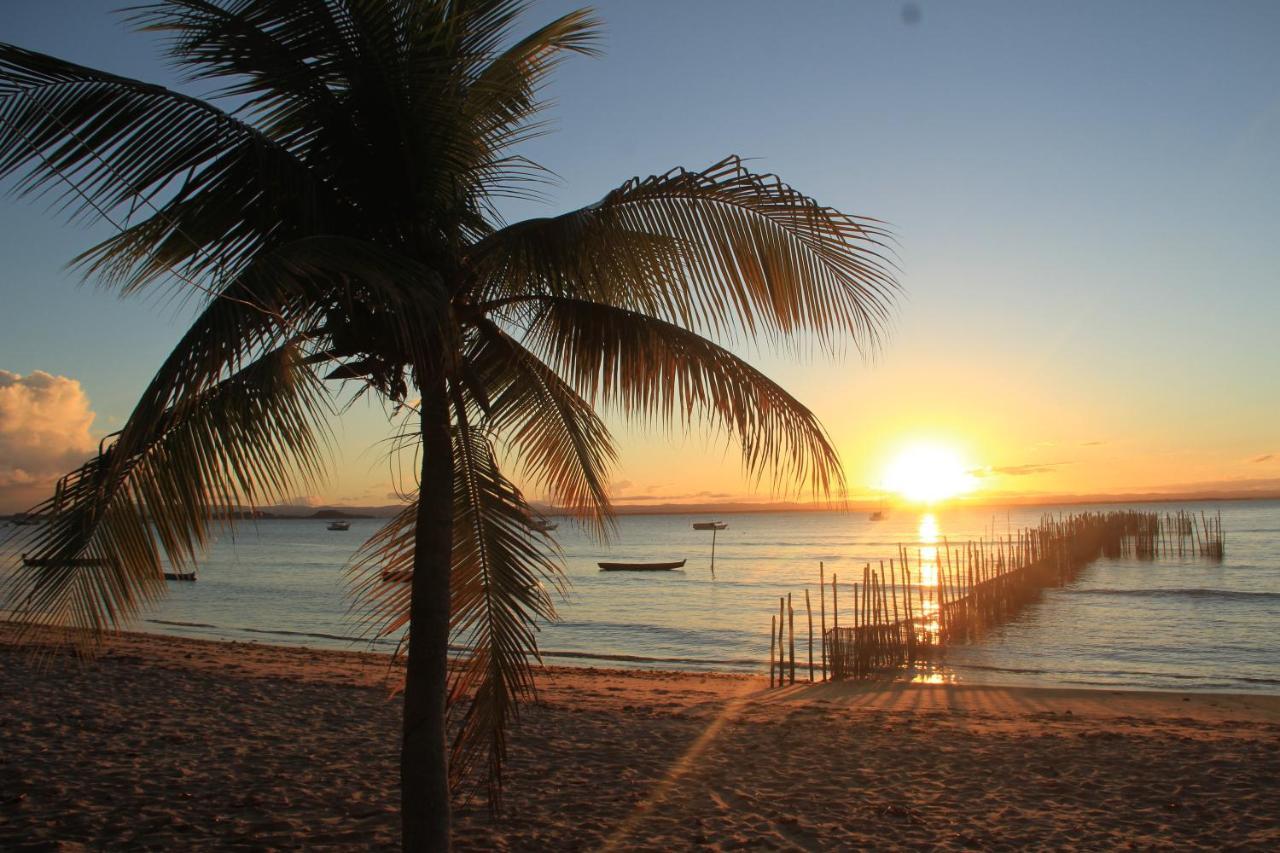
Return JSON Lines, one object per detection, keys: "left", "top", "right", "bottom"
{"left": 241, "top": 626, "right": 397, "bottom": 645}
{"left": 1069, "top": 587, "right": 1279, "bottom": 602}
{"left": 146, "top": 618, "right": 222, "bottom": 630}
{"left": 947, "top": 660, "right": 1280, "bottom": 688}
{"left": 536, "top": 648, "right": 761, "bottom": 667}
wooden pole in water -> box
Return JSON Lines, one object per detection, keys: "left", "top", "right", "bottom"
{"left": 769, "top": 614, "right": 777, "bottom": 688}
{"left": 805, "top": 587, "right": 814, "bottom": 682}
{"left": 788, "top": 592, "right": 796, "bottom": 685}
{"left": 777, "top": 597, "right": 785, "bottom": 687}
{"left": 706, "top": 525, "right": 716, "bottom": 578}
{"left": 819, "top": 562, "right": 827, "bottom": 681}
{"left": 832, "top": 573, "right": 839, "bottom": 630}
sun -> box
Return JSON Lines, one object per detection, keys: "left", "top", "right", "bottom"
{"left": 882, "top": 443, "right": 977, "bottom": 504}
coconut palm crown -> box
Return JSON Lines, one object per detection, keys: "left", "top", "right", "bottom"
{"left": 0, "top": 1, "right": 897, "bottom": 848}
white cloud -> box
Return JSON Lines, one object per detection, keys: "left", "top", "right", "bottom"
{"left": 0, "top": 370, "right": 97, "bottom": 511}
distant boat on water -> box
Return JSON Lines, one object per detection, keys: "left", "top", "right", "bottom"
{"left": 531, "top": 518, "right": 558, "bottom": 532}
{"left": 691, "top": 521, "right": 727, "bottom": 531}
{"left": 598, "top": 559, "right": 686, "bottom": 572}
{"left": 327, "top": 520, "right": 351, "bottom": 531}
{"left": 869, "top": 493, "right": 887, "bottom": 521}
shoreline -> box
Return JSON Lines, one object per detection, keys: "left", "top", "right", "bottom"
{"left": 93, "top": 618, "right": 1280, "bottom": 695}
{"left": 4, "top": 624, "right": 1279, "bottom": 849}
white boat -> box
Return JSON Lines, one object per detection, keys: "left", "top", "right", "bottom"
{"left": 691, "top": 521, "right": 727, "bottom": 531}
{"left": 327, "top": 520, "right": 351, "bottom": 531}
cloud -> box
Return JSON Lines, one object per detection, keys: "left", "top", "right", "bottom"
{"left": 1080, "top": 440, "right": 1107, "bottom": 447}
{"left": 613, "top": 490, "right": 735, "bottom": 502}
{"left": 1253, "top": 454, "right": 1274, "bottom": 464}
{"left": 971, "top": 461, "right": 1071, "bottom": 478}
{"left": 0, "top": 370, "right": 98, "bottom": 512}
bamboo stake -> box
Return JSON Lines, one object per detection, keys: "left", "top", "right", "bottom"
{"left": 832, "top": 573, "right": 838, "bottom": 630}
{"left": 777, "top": 597, "right": 785, "bottom": 688}
{"left": 805, "top": 588, "right": 814, "bottom": 682}
{"left": 788, "top": 592, "right": 796, "bottom": 685}
{"left": 819, "top": 562, "right": 827, "bottom": 681}
{"left": 769, "top": 614, "right": 776, "bottom": 688}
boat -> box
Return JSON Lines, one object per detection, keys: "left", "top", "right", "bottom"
{"left": 327, "top": 520, "right": 351, "bottom": 531}
{"left": 597, "top": 559, "right": 686, "bottom": 572}
{"left": 21, "top": 556, "right": 106, "bottom": 568}
{"left": 869, "top": 510, "right": 885, "bottom": 521}
{"left": 23, "top": 555, "right": 195, "bottom": 581}
{"left": 531, "top": 518, "right": 558, "bottom": 532}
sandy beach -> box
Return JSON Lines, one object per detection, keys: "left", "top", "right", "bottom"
{"left": 2, "top": 625, "right": 1278, "bottom": 851}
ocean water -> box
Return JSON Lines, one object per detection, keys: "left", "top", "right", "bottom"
{"left": 4, "top": 500, "right": 1278, "bottom": 693}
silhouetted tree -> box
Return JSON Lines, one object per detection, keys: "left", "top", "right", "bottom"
{"left": 0, "top": 2, "right": 898, "bottom": 849}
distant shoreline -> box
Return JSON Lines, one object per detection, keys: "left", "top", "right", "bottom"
{"left": 7, "top": 492, "right": 1275, "bottom": 523}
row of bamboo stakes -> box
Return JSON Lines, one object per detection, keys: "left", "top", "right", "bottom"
{"left": 767, "top": 510, "right": 1225, "bottom": 686}
{"left": 1103, "top": 509, "right": 1225, "bottom": 560}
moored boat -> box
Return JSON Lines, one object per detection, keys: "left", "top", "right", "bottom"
{"left": 597, "top": 559, "right": 686, "bottom": 572}
{"left": 327, "top": 520, "right": 351, "bottom": 531}
{"left": 691, "top": 521, "right": 727, "bottom": 531}
{"left": 23, "top": 555, "right": 195, "bottom": 581}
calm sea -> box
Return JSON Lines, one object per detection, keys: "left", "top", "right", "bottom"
{"left": 4, "top": 499, "right": 1278, "bottom": 693}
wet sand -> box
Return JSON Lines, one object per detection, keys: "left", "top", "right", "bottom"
{"left": 2, "top": 625, "right": 1279, "bottom": 850}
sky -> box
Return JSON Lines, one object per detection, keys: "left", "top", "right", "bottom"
{"left": 2, "top": 0, "right": 1278, "bottom": 513}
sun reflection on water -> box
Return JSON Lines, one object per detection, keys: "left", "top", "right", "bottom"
{"left": 915, "top": 513, "right": 942, "bottom": 634}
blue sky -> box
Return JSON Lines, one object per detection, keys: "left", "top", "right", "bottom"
{"left": 2, "top": 1, "right": 1278, "bottom": 510}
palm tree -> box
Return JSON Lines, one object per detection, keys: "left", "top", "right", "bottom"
{"left": 0, "top": 1, "right": 898, "bottom": 849}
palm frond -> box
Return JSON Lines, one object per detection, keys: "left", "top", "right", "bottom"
{"left": 515, "top": 296, "right": 845, "bottom": 497}
{"left": 2, "top": 343, "right": 332, "bottom": 649}
{"left": 471, "top": 155, "right": 900, "bottom": 352}
{"left": 345, "top": 410, "right": 563, "bottom": 810}
{"left": 447, "top": 406, "right": 562, "bottom": 809}
{"left": 463, "top": 318, "right": 616, "bottom": 536}
{"left": 457, "top": 7, "right": 601, "bottom": 204}
{"left": 0, "top": 42, "right": 346, "bottom": 294}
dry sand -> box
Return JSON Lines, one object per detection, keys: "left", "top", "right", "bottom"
{"left": 3, "top": 625, "right": 1279, "bottom": 851}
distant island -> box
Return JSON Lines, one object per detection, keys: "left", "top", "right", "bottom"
{"left": 307, "top": 509, "right": 373, "bottom": 520}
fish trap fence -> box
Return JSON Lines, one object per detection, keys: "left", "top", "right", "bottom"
{"left": 767, "top": 509, "right": 1225, "bottom": 687}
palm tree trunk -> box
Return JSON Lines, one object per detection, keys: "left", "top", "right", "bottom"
{"left": 402, "top": 379, "right": 454, "bottom": 851}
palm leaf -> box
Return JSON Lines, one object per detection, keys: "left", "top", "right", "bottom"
{"left": 471, "top": 155, "right": 899, "bottom": 351}
{"left": 345, "top": 409, "right": 563, "bottom": 810}
{"left": 2, "top": 343, "right": 331, "bottom": 649}
{"left": 514, "top": 295, "right": 845, "bottom": 497}
{"left": 0, "top": 42, "right": 348, "bottom": 294}
{"left": 463, "top": 318, "right": 616, "bottom": 535}
{"left": 446, "top": 406, "right": 562, "bottom": 809}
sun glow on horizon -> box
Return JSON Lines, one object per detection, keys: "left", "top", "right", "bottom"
{"left": 882, "top": 443, "right": 977, "bottom": 504}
